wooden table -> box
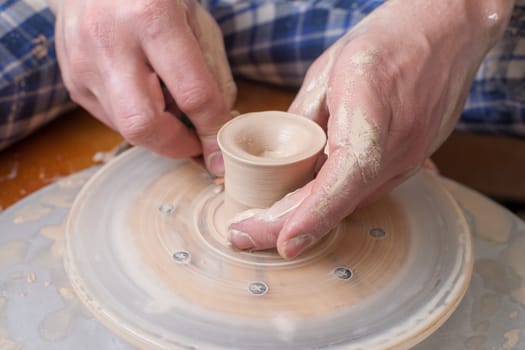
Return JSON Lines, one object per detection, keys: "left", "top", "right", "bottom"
{"left": 1, "top": 79, "right": 525, "bottom": 210}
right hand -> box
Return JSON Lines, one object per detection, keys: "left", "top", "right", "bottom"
{"left": 227, "top": 0, "right": 512, "bottom": 259}
{"left": 55, "top": 0, "right": 236, "bottom": 176}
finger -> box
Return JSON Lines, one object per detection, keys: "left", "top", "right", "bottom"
{"left": 277, "top": 120, "right": 390, "bottom": 259}
{"left": 288, "top": 48, "right": 338, "bottom": 126}
{"left": 277, "top": 112, "right": 389, "bottom": 258}
{"left": 228, "top": 146, "right": 378, "bottom": 258}
{"left": 98, "top": 53, "right": 202, "bottom": 158}
{"left": 140, "top": 7, "right": 232, "bottom": 175}
{"left": 188, "top": 5, "right": 237, "bottom": 109}
{"left": 276, "top": 149, "right": 381, "bottom": 259}
{"left": 74, "top": 91, "right": 114, "bottom": 129}
{"left": 232, "top": 152, "right": 402, "bottom": 249}
{"left": 56, "top": 37, "right": 112, "bottom": 127}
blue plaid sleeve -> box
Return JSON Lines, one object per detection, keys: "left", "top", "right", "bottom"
{"left": 0, "top": 0, "right": 74, "bottom": 152}
{"left": 204, "top": 0, "right": 525, "bottom": 137}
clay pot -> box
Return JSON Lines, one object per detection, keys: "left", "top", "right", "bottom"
{"left": 217, "top": 111, "right": 327, "bottom": 219}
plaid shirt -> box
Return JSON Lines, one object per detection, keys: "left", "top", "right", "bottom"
{"left": 0, "top": 0, "right": 74, "bottom": 151}
{"left": 1, "top": 0, "right": 524, "bottom": 152}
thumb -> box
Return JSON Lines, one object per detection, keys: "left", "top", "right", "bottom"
{"left": 230, "top": 110, "right": 387, "bottom": 259}
{"left": 227, "top": 183, "right": 314, "bottom": 251}
{"left": 228, "top": 147, "right": 375, "bottom": 260}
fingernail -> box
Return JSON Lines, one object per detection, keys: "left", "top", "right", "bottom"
{"left": 228, "top": 229, "right": 256, "bottom": 250}
{"left": 281, "top": 234, "right": 314, "bottom": 259}
{"left": 207, "top": 151, "right": 224, "bottom": 177}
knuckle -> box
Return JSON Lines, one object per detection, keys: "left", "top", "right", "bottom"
{"left": 79, "top": 11, "right": 115, "bottom": 50}
{"left": 222, "top": 79, "right": 237, "bottom": 106}
{"left": 176, "top": 84, "right": 213, "bottom": 113}
{"left": 117, "top": 113, "right": 156, "bottom": 145}
{"left": 64, "top": 54, "right": 100, "bottom": 94}
{"left": 134, "top": 0, "right": 171, "bottom": 40}
{"left": 60, "top": 73, "right": 88, "bottom": 104}
{"left": 59, "top": 72, "right": 76, "bottom": 94}
{"left": 68, "top": 89, "right": 84, "bottom": 104}
{"left": 67, "top": 51, "right": 91, "bottom": 75}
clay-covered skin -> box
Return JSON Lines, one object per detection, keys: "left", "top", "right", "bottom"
{"left": 229, "top": 0, "right": 515, "bottom": 259}
{"left": 54, "top": 0, "right": 236, "bottom": 176}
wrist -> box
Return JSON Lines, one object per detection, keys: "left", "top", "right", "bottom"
{"left": 395, "top": 0, "right": 516, "bottom": 153}
{"left": 385, "top": 0, "right": 515, "bottom": 53}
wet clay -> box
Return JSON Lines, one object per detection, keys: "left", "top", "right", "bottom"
{"left": 503, "top": 329, "right": 522, "bottom": 350}
{"left": 0, "top": 296, "right": 23, "bottom": 350}
{"left": 40, "top": 225, "right": 65, "bottom": 257}
{"left": 0, "top": 241, "right": 28, "bottom": 269}
{"left": 453, "top": 186, "right": 514, "bottom": 243}
{"left": 13, "top": 204, "right": 51, "bottom": 224}
{"left": 501, "top": 235, "right": 525, "bottom": 306}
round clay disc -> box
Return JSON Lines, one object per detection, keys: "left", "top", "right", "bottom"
{"left": 64, "top": 147, "right": 473, "bottom": 350}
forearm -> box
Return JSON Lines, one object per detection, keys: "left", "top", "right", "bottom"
{"left": 403, "top": 0, "right": 513, "bottom": 48}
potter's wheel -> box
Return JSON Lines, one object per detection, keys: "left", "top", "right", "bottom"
{"left": 64, "top": 147, "right": 473, "bottom": 349}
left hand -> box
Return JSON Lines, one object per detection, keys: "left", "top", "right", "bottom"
{"left": 227, "top": 0, "right": 513, "bottom": 258}
{"left": 54, "top": 0, "right": 236, "bottom": 176}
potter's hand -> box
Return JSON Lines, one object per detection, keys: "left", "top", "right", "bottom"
{"left": 228, "top": 0, "right": 513, "bottom": 258}
{"left": 55, "top": 0, "right": 236, "bottom": 176}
